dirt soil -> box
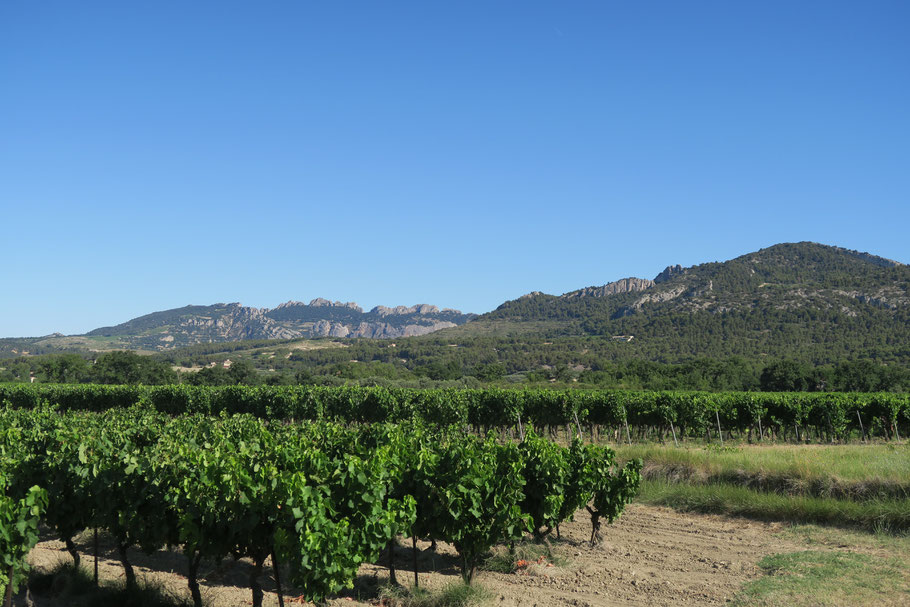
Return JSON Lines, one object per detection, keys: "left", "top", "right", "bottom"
{"left": 21, "top": 504, "right": 804, "bottom": 607}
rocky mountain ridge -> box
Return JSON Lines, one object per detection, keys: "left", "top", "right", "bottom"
{"left": 78, "top": 299, "right": 475, "bottom": 350}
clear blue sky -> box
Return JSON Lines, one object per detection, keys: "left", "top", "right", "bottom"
{"left": 2, "top": 1, "right": 908, "bottom": 337}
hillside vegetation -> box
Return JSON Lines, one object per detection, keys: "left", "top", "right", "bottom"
{"left": 466, "top": 242, "right": 910, "bottom": 362}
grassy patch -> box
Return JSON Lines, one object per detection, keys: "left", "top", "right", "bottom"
{"left": 779, "top": 523, "right": 910, "bottom": 552}
{"left": 379, "top": 581, "right": 490, "bottom": 607}
{"left": 482, "top": 539, "right": 567, "bottom": 573}
{"left": 733, "top": 550, "right": 910, "bottom": 606}
{"left": 615, "top": 443, "right": 910, "bottom": 500}
{"left": 637, "top": 480, "right": 910, "bottom": 533}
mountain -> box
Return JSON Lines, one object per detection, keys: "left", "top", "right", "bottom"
{"left": 454, "top": 242, "right": 910, "bottom": 363}
{"left": 0, "top": 300, "right": 473, "bottom": 354}
{"left": 84, "top": 299, "right": 475, "bottom": 349}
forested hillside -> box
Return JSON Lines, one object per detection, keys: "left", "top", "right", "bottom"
{"left": 463, "top": 242, "right": 910, "bottom": 362}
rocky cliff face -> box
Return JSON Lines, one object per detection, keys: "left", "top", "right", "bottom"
{"left": 371, "top": 304, "right": 440, "bottom": 316}
{"left": 308, "top": 320, "right": 459, "bottom": 339}
{"left": 561, "top": 277, "right": 655, "bottom": 299}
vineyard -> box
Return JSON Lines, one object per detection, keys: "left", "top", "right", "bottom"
{"left": 1, "top": 384, "right": 908, "bottom": 605}
{"left": 0, "top": 403, "right": 640, "bottom": 606}
{"left": 1, "top": 384, "right": 908, "bottom": 442}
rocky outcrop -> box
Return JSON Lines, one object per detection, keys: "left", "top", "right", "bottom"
{"left": 309, "top": 319, "right": 458, "bottom": 339}
{"left": 833, "top": 289, "right": 909, "bottom": 310}
{"left": 839, "top": 249, "right": 903, "bottom": 268}
{"left": 518, "top": 291, "right": 544, "bottom": 300}
{"left": 561, "top": 278, "right": 654, "bottom": 299}
{"left": 654, "top": 264, "right": 686, "bottom": 283}
{"left": 311, "top": 320, "right": 351, "bottom": 338}
{"left": 178, "top": 304, "right": 304, "bottom": 341}
{"left": 615, "top": 286, "right": 688, "bottom": 317}
{"left": 370, "top": 304, "right": 441, "bottom": 316}
{"left": 307, "top": 298, "right": 363, "bottom": 312}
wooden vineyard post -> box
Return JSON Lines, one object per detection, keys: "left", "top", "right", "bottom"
{"left": 413, "top": 535, "right": 419, "bottom": 588}
{"left": 857, "top": 411, "right": 866, "bottom": 443}
{"left": 669, "top": 420, "right": 679, "bottom": 448}
{"left": 715, "top": 410, "right": 724, "bottom": 446}
{"left": 271, "top": 549, "right": 285, "bottom": 607}
{"left": 94, "top": 529, "right": 99, "bottom": 586}
{"left": 621, "top": 406, "right": 632, "bottom": 446}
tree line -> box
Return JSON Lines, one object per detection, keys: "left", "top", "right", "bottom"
{"left": 2, "top": 349, "right": 909, "bottom": 393}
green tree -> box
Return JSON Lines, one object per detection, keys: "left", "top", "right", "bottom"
{"left": 226, "top": 359, "right": 259, "bottom": 384}
{"left": 185, "top": 366, "right": 231, "bottom": 386}
{"left": 760, "top": 360, "right": 812, "bottom": 392}
{"left": 91, "top": 351, "right": 177, "bottom": 385}
{"left": 38, "top": 354, "right": 90, "bottom": 383}
{"left": 473, "top": 363, "right": 506, "bottom": 382}
{"left": 833, "top": 360, "right": 885, "bottom": 392}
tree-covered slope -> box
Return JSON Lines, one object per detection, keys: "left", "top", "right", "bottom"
{"left": 456, "top": 242, "right": 910, "bottom": 362}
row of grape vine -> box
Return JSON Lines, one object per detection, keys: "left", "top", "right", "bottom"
{"left": 1, "top": 384, "right": 907, "bottom": 442}
{"left": 0, "top": 405, "right": 640, "bottom": 605}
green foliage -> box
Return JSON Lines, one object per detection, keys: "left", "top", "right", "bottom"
{"left": 760, "top": 360, "right": 813, "bottom": 392}
{"left": 518, "top": 431, "right": 568, "bottom": 539}
{"left": 91, "top": 351, "right": 178, "bottom": 385}
{"left": 585, "top": 445, "right": 642, "bottom": 545}
{"left": 426, "top": 435, "right": 529, "bottom": 583}
{"left": 1, "top": 384, "right": 909, "bottom": 441}
{"left": 592, "top": 458, "right": 642, "bottom": 525}
{"left": 5, "top": 406, "right": 97, "bottom": 566}
{"left": 185, "top": 359, "right": 261, "bottom": 386}
{"left": 0, "top": 482, "right": 47, "bottom": 598}
{"left": 0, "top": 403, "right": 651, "bottom": 603}
{"left": 89, "top": 408, "right": 175, "bottom": 557}
{"left": 557, "top": 437, "right": 599, "bottom": 526}
{"left": 38, "top": 354, "right": 91, "bottom": 383}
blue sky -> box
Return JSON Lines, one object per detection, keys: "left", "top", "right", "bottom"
{"left": 2, "top": 1, "right": 908, "bottom": 337}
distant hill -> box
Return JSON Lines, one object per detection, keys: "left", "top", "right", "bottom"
{"left": 0, "top": 300, "right": 476, "bottom": 355}
{"left": 452, "top": 242, "right": 910, "bottom": 363}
